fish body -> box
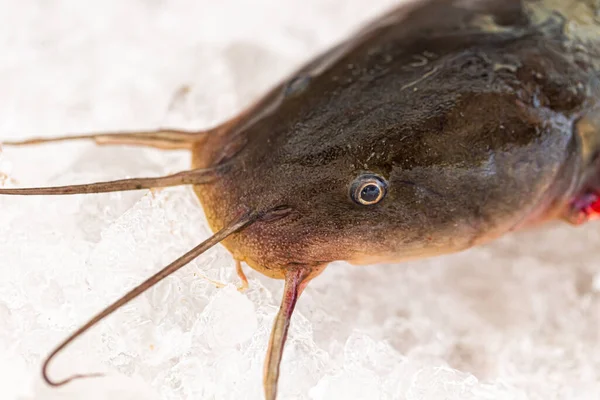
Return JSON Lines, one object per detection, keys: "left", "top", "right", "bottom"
{"left": 193, "top": 0, "right": 600, "bottom": 278}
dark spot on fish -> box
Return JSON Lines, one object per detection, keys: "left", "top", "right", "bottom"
{"left": 284, "top": 75, "right": 311, "bottom": 97}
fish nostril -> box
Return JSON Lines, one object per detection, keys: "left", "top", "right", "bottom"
{"left": 260, "top": 205, "right": 295, "bottom": 222}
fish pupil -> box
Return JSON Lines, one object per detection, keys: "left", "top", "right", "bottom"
{"left": 360, "top": 184, "right": 381, "bottom": 202}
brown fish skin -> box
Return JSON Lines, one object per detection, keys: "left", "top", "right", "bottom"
{"left": 192, "top": 0, "right": 600, "bottom": 279}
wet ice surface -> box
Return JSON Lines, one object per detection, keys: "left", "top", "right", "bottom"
{"left": 1, "top": 0, "right": 600, "bottom": 399}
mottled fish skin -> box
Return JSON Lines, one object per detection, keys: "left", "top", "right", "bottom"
{"left": 192, "top": 0, "right": 600, "bottom": 278}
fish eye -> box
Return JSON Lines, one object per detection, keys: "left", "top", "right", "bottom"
{"left": 350, "top": 174, "right": 388, "bottom": 205}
